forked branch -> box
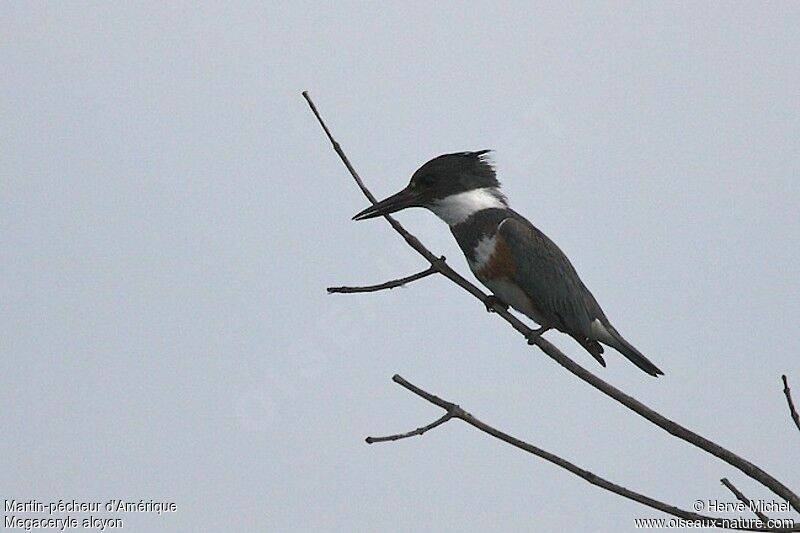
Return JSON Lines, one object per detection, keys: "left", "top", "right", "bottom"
{"left": 374, "top": 375, "right": 798, "bottom": 532}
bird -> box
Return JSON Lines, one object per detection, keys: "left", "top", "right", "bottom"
{"left": 352, "top": 150, "right": 663, "bottom": 377}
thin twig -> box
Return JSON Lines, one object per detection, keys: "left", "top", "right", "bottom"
{"left": 302, "top": 91, "right": 800, "bottom": 514}
{"left": 328, "top": 262, "right": 441, "bottom": 294}
{"left": 301, "top": 91, "right": 449, "bottom": 269}
{"left": 722, "top": 478, "right": 771, "bottom": 524}
{"left": 385, "top": 375, "right": 799, "bottom": 532}
{"left": 782, "top": 375, "right": 800, "bottom": 434}
{"left": 366, "top": 412, "right": 454, "bottom": 443}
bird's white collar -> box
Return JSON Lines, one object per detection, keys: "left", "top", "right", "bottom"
{"left": 428, "top": 187, "right": 506, "bottom": 226}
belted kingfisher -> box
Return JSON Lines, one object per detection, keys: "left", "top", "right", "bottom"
{"left": 353, "top": 150, "right": 663, "bottom": 377}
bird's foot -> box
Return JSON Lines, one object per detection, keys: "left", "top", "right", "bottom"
{"left": 526, "top": 326, "right": 551, "bottom": 345}
{"left": 484, "top": 295, "right": 508, "bottom": 313}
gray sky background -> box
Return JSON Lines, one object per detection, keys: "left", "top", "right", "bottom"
{"left": 3, "top": 2, "right": 799, "bottom": 531}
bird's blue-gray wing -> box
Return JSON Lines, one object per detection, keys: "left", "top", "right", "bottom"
{"left": 498, "top": 216, "right": 606, "bottom": 335}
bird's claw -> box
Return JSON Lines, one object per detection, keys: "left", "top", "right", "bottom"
{"left": 526, "top": 326, "right": 550, "bottom": 345}
{"left": 484, "top": 295, "right": 508, "bottom": 313}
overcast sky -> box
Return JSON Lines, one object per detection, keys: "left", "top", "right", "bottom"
{"left": 2, "top": 2, "right": 799, "bottom": 531}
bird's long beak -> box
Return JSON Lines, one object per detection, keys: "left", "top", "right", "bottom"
{"left": 352, "top": 185, "right": 420, "bottom": 220}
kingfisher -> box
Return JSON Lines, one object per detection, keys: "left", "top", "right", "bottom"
{"left": 352, "top": 150, "right": 663, "bottom": 377}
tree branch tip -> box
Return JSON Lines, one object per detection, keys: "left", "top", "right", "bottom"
{"left": 780, "top": 373, "right": 800, "bottom": 435}
{"left": 721, "top": 477, "right": 772, "bottom": 524}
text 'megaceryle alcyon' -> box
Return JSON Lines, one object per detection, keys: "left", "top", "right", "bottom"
{"left": 352, "top": 150, "right": 663, "bottom": 377}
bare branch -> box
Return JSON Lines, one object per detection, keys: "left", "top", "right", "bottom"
{"left": 302, "top": 91, "right": 377, "bottom": 204}
{"left": 302, "top": 91, "right": 800, "bottom": 514}
{"left": 722, "top": 478, "right": 771, "bottom": 524}
{"left": 385, "top": 375, "right": 799, "bottom": 532}
{"left": 328, "top": 262, "right": 441, "bottom": 294}
{"left": 366, "top": 412, "right": 454, "bottom": 443}
{"left": 782, "top": 375, "right": 800, "bottom": 434}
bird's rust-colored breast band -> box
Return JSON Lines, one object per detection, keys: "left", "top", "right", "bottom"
{"left": 476, "top": 234, "right": 517, "bottom": 282}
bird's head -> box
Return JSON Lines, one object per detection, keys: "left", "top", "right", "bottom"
{"left": 352, "top": 150, "right": 506, "bottom": 225}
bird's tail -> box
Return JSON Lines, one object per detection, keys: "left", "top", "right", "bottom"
{"left": 597, "top": 323, "right": 664, "bottom": 377}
